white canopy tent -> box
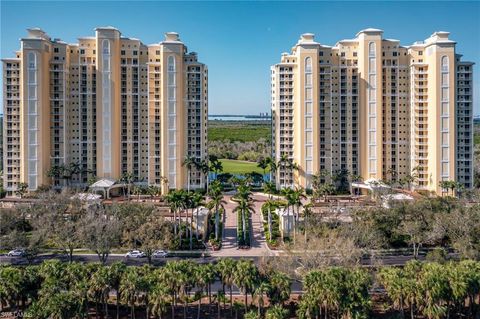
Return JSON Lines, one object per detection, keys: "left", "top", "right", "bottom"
{"left": 88, "top": 178, "right": 125, "bottom": 199}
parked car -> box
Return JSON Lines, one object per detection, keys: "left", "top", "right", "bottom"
{"left": 7, "top": 249, "right": 26, "bottom": 257}
{"left": 125, "top": 250, "right": 146, "bottom": 258}
{"left": 152, "top": 250, "right": 169, "bottom": 258}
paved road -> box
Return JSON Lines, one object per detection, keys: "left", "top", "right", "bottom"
{"left": 0, "top": 251, "right": 433, "bottom": 267}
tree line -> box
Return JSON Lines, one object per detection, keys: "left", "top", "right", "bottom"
{"left": 1, "top": 259, "right": 480, "bottom": 318}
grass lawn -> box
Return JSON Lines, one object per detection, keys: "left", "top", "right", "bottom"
{"left": 208, "top": 120, "right": 271, "bottom": 142}
{"left": 219, "top": 159, "right": 269, "bottom": 175}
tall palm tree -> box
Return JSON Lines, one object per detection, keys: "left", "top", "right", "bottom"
{"left": 108, "top": 262, "right": 126, "bottom": 319}
{"left": 191, "top": 192, "right": 206, "bottom": 242}
{"left": 302, "top": 202, "right": 313, "bottom": 243}
{"left": 120, "top": 172, "right": 135, "bottom": 201}
{"left": 262, "top": 200, "right": 274, "bottom": 242}
{"left": 120, "top": 267, "right": 142, "bottom": 319}
{"left": 233, "top": 260, "right": 259, "bottom": 313}
{"left": 233, "top": 198, "right": 255, "bottom": 246}
{"left": 257, "top": 158, "right": 269, "bottom": 182}
{"left": 89, "top": 266, "right": 111, "bottom": 318}
{"left": 280, "top": 188, "right": 295, "bottom": 240}
{"left": 199, "top": 159, "right": 210, "bottom": 193}
{"left": 149, "top": 279, "right": 170, "bottom": 319}
{"left": 254, "top": 282, "right": 271, "bottom": 317}
{"left": 207, "top": 181, "right": 226, "bottom": 241}
{"left": 216, "top": 258, "right": 237, "bottom": 313}
{"left": 194, "top": 264, "right": 210, "bottom": 319}
{"left": 209, "top": 156, "right": 223, "bottom": 181}
{"left": 290, "top": 187, "right": 306, "bottom": 244}
{"left": 183, "top": 155, "right": 198, "bottom": 192}
{"left": 266, "top": 157, "right": 277, "bottom": 183}
{"left": 268, "top": 272, "right": 291, "bottom": 306}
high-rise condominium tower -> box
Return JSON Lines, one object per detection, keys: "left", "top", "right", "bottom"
{"left": 271, "top": 29, "right": 474, "bottom": 195}
{"left": 2, "top": 27, "right": 208, "bottom": 196}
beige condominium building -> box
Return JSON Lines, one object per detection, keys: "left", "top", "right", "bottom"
{"left": 271, "top": 29, "right": 474, "bottom": 195}
{"left": 2, "top": 27, "right": 208, "bottom": 196}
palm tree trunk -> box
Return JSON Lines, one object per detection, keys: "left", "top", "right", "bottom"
{"left": 104, "top": 295, "right": 109, "bottom": 318}
{"left": 174, "top": 209, "right": 177, "bottom": 235}
{"left": 197, "top": 289, "right": 202, "bottom": 319}
{"left": 196, "top": 209, "right": 199, "bottom": 240}
{"left": 190, "top": 208, "right": 193, "bottom": 250}
{"left": 267, "top": 208, "right": 272, "bottom": 240}
{"left": 230, "top": 286, "right": 233, "bottom": 316}
{"left": 293, "top": 205, "right": 297, "bottom": 244}
{"left": 244, "top": 292, "right": 248, "bottom": 313}
{"left": 116, "top": 291, "right": 120, "bottom": 319}
{"left": 215, "top": 208, "right": 219, "bottom": 240}
{"left": 242, "top": 210, "right": 247, "bottom": 245}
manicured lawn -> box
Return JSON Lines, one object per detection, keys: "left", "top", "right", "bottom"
{"left": 219, "top": 159, "right": 269, "bottom": 175}
{"left": 208, "top": 120, "right": 271, "bottom": 142}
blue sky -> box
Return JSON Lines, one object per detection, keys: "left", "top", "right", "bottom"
{"left": 1, "top": 1, "right": 479, "bottom": 115}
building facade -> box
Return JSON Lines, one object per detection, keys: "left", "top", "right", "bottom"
{"left": 2, "top": 27, "right": 208, "bottom": 196}
{"left": 271, "top": 29, "right": 474, "bottom": 195}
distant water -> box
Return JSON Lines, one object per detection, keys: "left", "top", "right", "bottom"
{"left": 209, "top": 115, "right": 270, "bottom": 121}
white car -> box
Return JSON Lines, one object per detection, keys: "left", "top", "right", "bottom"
{"left": 125, "top": 250, "right": 146, "bottom": 258}
{"left": 7, "top": 249, "right": 26, "bottom": 257}
{"left": 152, "top": 250, "right": 169, "bottom": 258}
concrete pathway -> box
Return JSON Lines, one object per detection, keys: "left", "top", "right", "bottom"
{"left": 211, "top": 193, "right": 277, "bottom": 257}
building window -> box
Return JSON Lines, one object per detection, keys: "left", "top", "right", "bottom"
{"left": 369, "top": 42, "right": 376, "bottom": 57}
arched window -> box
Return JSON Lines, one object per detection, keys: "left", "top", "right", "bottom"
{"left": 369, "top": 42, "right": 376, "bottom": 57}
{"left": 305, "top": 57, "right": 312, "bottom": 72}
{"left": 102, "top": 39, "right": 110, "bottom": 55}
{"left": 28, "top": 52, "right": 36, "bottom": 69}
{"left": 441, "top": 56, "right": 449, "bottom": 72}
{"left": 168, "top": 56, "right": 175, "bottom": 72}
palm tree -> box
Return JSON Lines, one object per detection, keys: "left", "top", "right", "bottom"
{"left": 280, "top": 188, "right": 295, "bottom": 239}
{"left": 165, "top": 190, "right": 187, "bottom": 238}
{"left": 183, "top": 155, "right": 198, "bottom": 192}
{"left": 254, "top": 282, "right": 270, "bottom": 317}
{"left": 216, "top": 258, "right": 237, "bottom": 313}
{"left": 302, "top": 202, "right": 313, "bottom": 243}
{"left": 107, "top": 262, "right": 126, "bottom": 319}
{"left": 209, "top": 156, "right": 223, "bottom": 181}
{"left": 266, "top": 156, "right": 277, "bottom": 183}
{"left": 207, "top": 181, "right": 226, "bottom": 241}
{"left": 265, "top": 305, "right": 289, "bottom": 319}
{"left": 257, "top": 158, "right": 269, "bottom": 182}
{"left": 184, "top": 192, "right": 194, "bottom": 250}
{"left": 268, "top": 272, "right": 291, "bottom": 306}
{"left": 233, "top": 197, "right": 255, "bottom": 246}
{"left": 149, "top": 278, "right": 170, "bottom": 319}
{"left": 161, "top": 262, "right": 183, "bottom": 319}
{"left": 15, "top": 182, "right": 28, "bottom": 198}
{"left": 262, "top": 200, "right": 277, "bottom": 243}
{"left": 120, "top": 172, "right": 135, "bottom": 201}
{"left": 120, "top": 267, "right": 142, "bottom": 319}
{"left": 232, "top": 182, "right": 255, "bottom": 246}
{"left": 194, "top": 264, "right": 210, "bottom": 319}
{"left": 89, "top": 266, "right": 111, "bottom": 318}
{"left": 233, "top": 260, "right": 259, "bottom": 313}
{"left": 47, "top": 164, "right": 65, "bottom": 186}
{"left": 199, "top": 159, "right": 210, "bottom": 193}
{"left": 191, "top": 192, "right": 206, "bottom": 242}
{"left": 290, "top": 187, "right": 306, "bottom": 244}
{"left": 349, "top": 173, "right": 363, "bottom": 195}
{"left": 379, "top": 267, "right": 407, "bottom": 318}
